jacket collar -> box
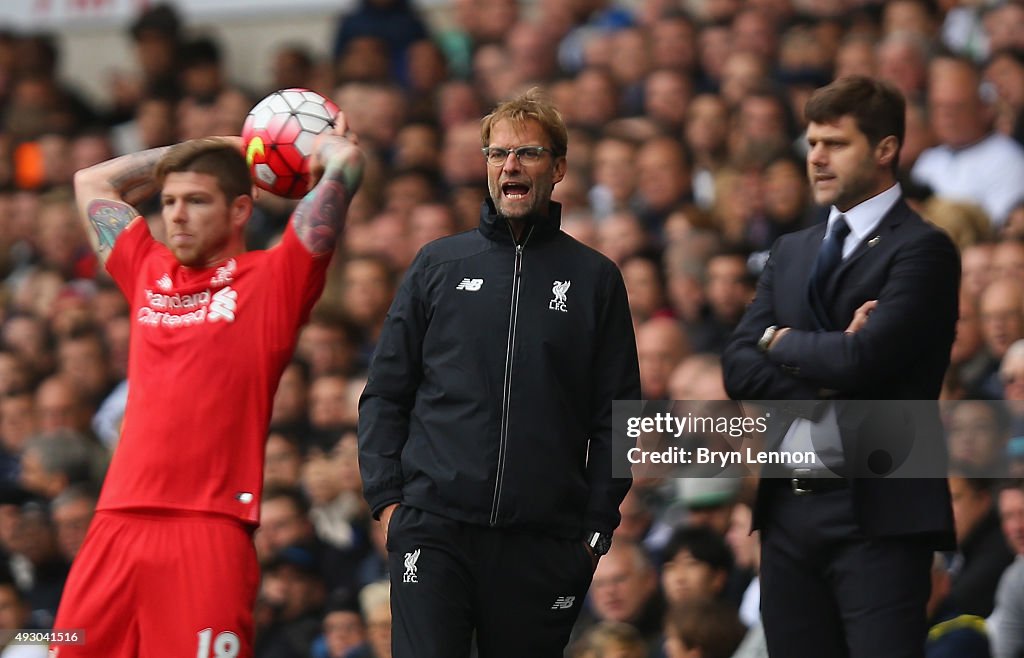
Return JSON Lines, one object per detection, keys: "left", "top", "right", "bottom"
{"left": 478, "top": 198, "right": 562, "bottom": 245}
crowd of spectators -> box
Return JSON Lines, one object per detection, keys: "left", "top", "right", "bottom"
{"left": 0, "top": 0, "right": 1023, "bottom": 656}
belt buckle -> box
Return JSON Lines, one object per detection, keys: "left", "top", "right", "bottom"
{"left": 790, "top": 468, "right": 813, "bottom": 495}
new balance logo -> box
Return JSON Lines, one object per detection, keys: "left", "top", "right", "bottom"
{"left": 403, "top": 549, "right": 421, "bottom": 583}
{"left": 208, "top": 287, "right": 238, "bottom": 322}
{"left": 551, "top": 596, "right": 576, "bottom": 610}
{"left": 455, "top": 278, "right": 484, "bottom": 291}
{"left": 156, "top": 274, "right": 172, "bottom": 291}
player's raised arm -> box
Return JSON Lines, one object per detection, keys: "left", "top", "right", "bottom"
{"left": 290, "top": 112, "right": 365, "bottom": 255}
{"left": 73, "top": 144, "right": 173, "bottom": 265}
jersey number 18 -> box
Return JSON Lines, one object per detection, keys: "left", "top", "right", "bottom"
{"left": 196, "top": 628, "right": 240, "bottom": 658}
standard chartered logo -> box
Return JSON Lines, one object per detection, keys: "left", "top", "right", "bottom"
{"left": 208, "top": 287, "right": 238, "bottom": 322}
{"left": 137, "top": 286, "right": 239, "bottom": 327}
{"left": 145, "top": 289, "right": 210, "bottom": 309}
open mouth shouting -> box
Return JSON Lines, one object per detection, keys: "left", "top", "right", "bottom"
{"left": 496, "top": 178, "right": 539, "bottom": 218}
{"left": 501, "top": 180, "right": 532, "bottom": 202}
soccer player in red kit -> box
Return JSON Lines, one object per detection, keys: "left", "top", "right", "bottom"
{"left": 48, "top": 117, "right": 364, "bottom": 658}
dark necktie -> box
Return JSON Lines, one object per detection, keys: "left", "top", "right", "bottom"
{"left": 810, "top": 215, "right": 851, "bottom": 296}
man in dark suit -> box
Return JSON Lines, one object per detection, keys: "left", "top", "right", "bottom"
{"left": 722, "top": 76, "right": 960, "bottom": 657}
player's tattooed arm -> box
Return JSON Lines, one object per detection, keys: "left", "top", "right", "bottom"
{"left": 85, "top": 200, "right": 138, "bottom": 263}
{"left": 292, "top": 133, "right": 365, "bottom": 255}
{"left": 73, "top": 145, "right": 173, "bottom": 264}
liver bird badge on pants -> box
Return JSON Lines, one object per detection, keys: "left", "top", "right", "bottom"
{"left": 403, "top": 548, "right": 420, "bottom": 583}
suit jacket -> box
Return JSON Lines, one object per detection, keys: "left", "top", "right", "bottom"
{"left": 723, "top": 198, "right": 959, "bottom": 549}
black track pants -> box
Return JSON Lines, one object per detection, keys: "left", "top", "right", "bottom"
{"left": 387, "top": 505, "right": 595, "bottom": 658}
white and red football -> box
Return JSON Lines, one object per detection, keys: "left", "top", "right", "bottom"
{"left": 241, "top": 88, "right": 339, "bottom": 199}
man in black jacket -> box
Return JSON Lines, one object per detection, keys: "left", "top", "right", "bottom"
{"left": 723, "top": 76, "right": 959, "bottom": 657}
{"left": 358, "top": 87, "right": 641, "bottom": 658}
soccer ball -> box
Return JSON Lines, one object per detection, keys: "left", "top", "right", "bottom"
{"left": 241, "top": 88, "right": 339, "bottom": 199}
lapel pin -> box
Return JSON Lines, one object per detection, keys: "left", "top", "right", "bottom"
{"left": 868, "top": 236, "right": 880, "bottom": 247}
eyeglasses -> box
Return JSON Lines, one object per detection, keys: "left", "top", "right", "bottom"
{"left": 481, "top": 145, "right": 552, "bottom": 167}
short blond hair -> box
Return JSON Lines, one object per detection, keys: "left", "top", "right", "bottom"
{"left": 921, "top": 197, "right": 992, "bottom": 250}
{"left": 480, "top": 87, "right": 568, "bottom": 158}
{"left": 358, "top": 579, "right": 390, "bottom": 617}
{"left": 574, "top": 621, "right": 647, "bottom": 658}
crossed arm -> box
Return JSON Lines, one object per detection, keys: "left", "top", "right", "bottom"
{"left": 765, "top": 232, "right": 959, "bottom": 392}
{"left": 724, "top": 230, "right": 959, "bottom": 399}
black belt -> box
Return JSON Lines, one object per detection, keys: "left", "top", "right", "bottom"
{"left": 780, "top": 469, "right": 849, "bottom": 495}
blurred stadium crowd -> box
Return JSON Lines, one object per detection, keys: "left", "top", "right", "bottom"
{"left": 0, "top": 0, "right": 1023, "bottom": 656}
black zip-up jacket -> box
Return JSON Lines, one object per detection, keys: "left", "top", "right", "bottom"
{"left": 358, "top": 200, "right": 640, "bottom": 540}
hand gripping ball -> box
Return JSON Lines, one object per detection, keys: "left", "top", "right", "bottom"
{"left": 241, "top": 88, "right": 339, "bottom": 199}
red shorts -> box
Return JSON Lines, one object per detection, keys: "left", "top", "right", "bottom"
{"left": 50, "top": 509, "right": 259, "bottom": 658}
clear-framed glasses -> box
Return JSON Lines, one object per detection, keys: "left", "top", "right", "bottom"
{"left": 481, "top": 145, "right": 552, "bottom": 167}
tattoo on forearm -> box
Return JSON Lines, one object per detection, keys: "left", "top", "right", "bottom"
{"left": 87, "top": 200, "right": 136, "bottom": 255}
{"left": 292, "top": 138, "right": 363, "bottom": 254}
{"left": 109, "top": 160, "right": 151, "bottom": 191}
{"left": 314, "top": 140, "right": 365, "bottom": 191}
{"left": 107, "top": 146, "right": 170, "bottom": 205}
{"left": 294, "top": 179, "right": 348, "bottom": 254}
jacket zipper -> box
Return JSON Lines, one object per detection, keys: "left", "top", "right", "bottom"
{"left": 491, "top": 225, "right": 533, "bottom": 525}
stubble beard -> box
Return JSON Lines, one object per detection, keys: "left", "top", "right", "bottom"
{"left": 493, "top": 192, "right": 550, "bottom": 226}
{"left": 814, "top": 158, "right": 879, "bottom": 212}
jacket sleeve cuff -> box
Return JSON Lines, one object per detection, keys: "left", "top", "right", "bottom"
{"left": 583, "top": 510, "right": 619, "bottom": 536}
{"left": 368, "top": 494, "right": 404, "bottom": 520}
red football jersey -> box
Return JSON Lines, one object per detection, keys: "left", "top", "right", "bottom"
{"left": 99, "top": 218, "right": 330, "bottom": 524}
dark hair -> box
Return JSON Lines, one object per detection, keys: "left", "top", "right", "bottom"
{"left": 324, "top": 588, "right": 364, "bottom": 617}
{"left": 950, "top": 475, "right": 995, "bottom": 495}
{"left": 265, "top": 543, "right": 320, "bottom": 576}
{"left": 664, "top": 526, "right": 734, "bottom": 574}
{"left": 267, "top": 425, "right": 305, "bottom": 448}
{"left": 982, "top": 0, "right": 1024, "bottom": 19}
{"left": 180, "top": 37, "right": 221, "bottom": 69}
{"left": 0, "top": 567, "right": 26, "bottom": 602}
{"left": 889, "top": 0, "right": 940, "bottom": 18}
{"left": 666, "top": 599, "right": 746, "bottom": 658}
{"left": 344, "top": 253, "right": 397, "bottom": 289}
{"left": 950, "top": 398, "right": 1012, "bottom": 435}
{"left": 985, "top": 47, "right": 1024, "bottom": 71}
{"left": 276, "top": 44, "right": 315, "bottom": 71}
{"left": 60, "top": 323, "right": 109, "bottom": 358}
{"left": 50, "top": 483, "right": 100, "bottom": 517}
{"left": 283, "top": 358, "right": 311, "bottom": 385}
{"left": 130, "top": 3, "right": 181, "bottom": 41}
{"left": 621, "top": 250, "right": 668, "bottom": 294}
{"left": 805, "top": 76, "right": 906, "bottom": 172}
{"left": 998, "top": 478, "right": 1024, "bottom": 496}
{"left": 708, "top": 246, "right": 757, "bottom": 287}
{"left": 308, "top": 307, "right": 357, "bottom": 333}
{"left": 154, "top": 139, "right": 251, "bottom": 201}
{"left": 262, "top": 484, "right": 311, "bottom": 517}
{"left": 742, "top": 84, "right": 799, "bottom": 142}
{"left": 390, "top": 166, "right": 443, "bottom": 197}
